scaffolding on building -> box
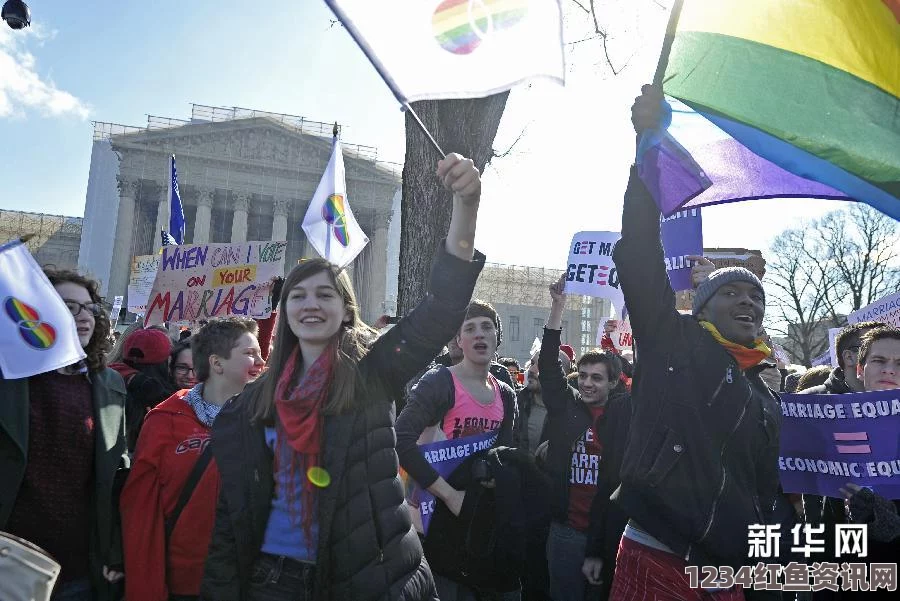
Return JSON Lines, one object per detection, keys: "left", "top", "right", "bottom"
{"left": 473, "top": 262, "right": 611, "bottom": 357}
{"left": 0, "top": 210, "right": 84, "bottom": 270}
{"left": 0, "top": 210, "right": 83, "bottom": 248}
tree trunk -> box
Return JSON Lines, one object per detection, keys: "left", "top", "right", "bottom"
{"left": 397, "top": 94, "right": 509, "bottom": 316}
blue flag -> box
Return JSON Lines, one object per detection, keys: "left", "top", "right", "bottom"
{"left": 169, "top": 155, "right": 185, "bottom": 244}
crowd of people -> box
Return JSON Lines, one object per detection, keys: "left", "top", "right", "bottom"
{"left": 1, "top": 87, "right": 898, "bottom": 601}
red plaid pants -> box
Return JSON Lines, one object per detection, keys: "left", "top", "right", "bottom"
{"left": 610, "top": 536, "right": 745, "bottom": 601}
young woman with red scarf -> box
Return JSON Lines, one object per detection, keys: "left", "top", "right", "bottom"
{"left": 201, "top": 153, "right": 486, "bottom": 601}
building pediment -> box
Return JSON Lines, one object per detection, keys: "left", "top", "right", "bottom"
{"left": 110, "top": 117, "right": 399, "bottom": 184}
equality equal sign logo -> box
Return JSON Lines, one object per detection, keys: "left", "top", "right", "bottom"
{"left": 834, "top": 432, "right": 871, "bottom": 454}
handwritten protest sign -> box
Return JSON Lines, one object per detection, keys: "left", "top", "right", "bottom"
{"left": 128, "top": 255, "right": 161, "bottom": 315}
{"left": 564, "top": 232, "right": 624, "bottom": 311}
{"left": 660, "top": 208, "right": 703, "bottom": 291}
{"left": 403, "top": 430, "right": 498, "bottom": 534}
{"left": 779, "top": 390, "right": 900, "bottom": 500}
{"left": 848, "top": 290, "right": 900, "bottom": 328}
{"left": 144, "top": 241, "right": 287, "bottom": 326}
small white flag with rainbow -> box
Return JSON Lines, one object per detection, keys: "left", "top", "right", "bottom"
{"left": 0, "top": 240, "right": 86, "bottom": 378}
{"left": 302, "top": 135, "right": 369, "bottom": 268}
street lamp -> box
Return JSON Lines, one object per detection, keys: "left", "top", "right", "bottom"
{"left": 2, "top": 0, "right": 31, "bottom": 30}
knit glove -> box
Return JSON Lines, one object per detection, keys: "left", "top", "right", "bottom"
{"left": 849, "top": 487, "right": 900, "bottom": 543}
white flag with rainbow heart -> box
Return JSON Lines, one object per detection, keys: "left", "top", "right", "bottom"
{"left": 325, "top": 0, "right": 565, "bottom": 102}
{"left": 0, "top": 241, "right": 86, "bottom": 378}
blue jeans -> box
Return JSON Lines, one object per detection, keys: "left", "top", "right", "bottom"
{"left": 52, "top": 578, "right": 94, "bottom": 601}
{"left": 547, "top": 521, "right": 602, "bottom": 601}
{"left": 246, "top": 553, "right": 315, "bottom": 601}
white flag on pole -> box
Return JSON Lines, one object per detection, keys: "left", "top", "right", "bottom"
{"left": 302, "top": 136, "right": 369, "bottom": 268}
{"left": 0, "top": 242, "right": 86, "bottom": 378}
{"left": 325, "top": 0, "right": 565, "bottom": 102}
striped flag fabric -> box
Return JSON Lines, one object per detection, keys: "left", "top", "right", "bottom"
{"left": 641, "top": 0, "right": 900, "bottom": 220}
{"left": 160, "top": 230, "right": 178, "bottom": 247}
{"left": 169, "top": 155, "right": 186, "bottom": 244}
{"left": 324, "top": 0, "right": 565, "bottom": 102}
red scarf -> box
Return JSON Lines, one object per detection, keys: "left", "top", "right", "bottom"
{"left": 274, "top": 343, "right": 335, "bottom": 547}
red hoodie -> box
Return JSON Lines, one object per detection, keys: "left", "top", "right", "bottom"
{"left": 121, "top": 390, "right": 220, "bottom": 601}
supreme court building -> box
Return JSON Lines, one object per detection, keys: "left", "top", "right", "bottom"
{"left": 78, "top": 104, "right": 401, "bottom": 323}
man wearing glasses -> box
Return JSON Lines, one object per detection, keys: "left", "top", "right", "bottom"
{"left": 801, "top": 321, "right": 885, "bottom": 395}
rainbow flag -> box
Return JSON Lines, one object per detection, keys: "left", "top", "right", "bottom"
{"left": 641, "top": 0, "right": 900, "bottom": 220}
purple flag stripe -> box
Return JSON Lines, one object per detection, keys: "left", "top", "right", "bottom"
{"left": 836, "top": 445, "right": 872, "bottom": 454}
{"left": 833, "top": 432, "right": 869, "bottom": 441}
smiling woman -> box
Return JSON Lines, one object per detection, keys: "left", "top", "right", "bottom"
{"left": 201, "top": 153, "right": 486, "bottom": 601}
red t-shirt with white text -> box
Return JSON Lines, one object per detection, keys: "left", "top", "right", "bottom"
{"left": 566, "top": 404, "right": 605, "bottom": 531}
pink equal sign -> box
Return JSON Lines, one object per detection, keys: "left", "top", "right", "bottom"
{"left": 834, "top": 432, "right": 871, "bottom": 454}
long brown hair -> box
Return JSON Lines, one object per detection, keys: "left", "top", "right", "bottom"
{"left": 252, "top": 259, "right": 376, "bottom": 423}
{"left": 43, "top": 268, "right": 112, "bottom": 372}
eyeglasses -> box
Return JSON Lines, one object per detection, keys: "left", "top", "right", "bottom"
{"left": 64, "top": 300, "right": 102, "bottom": 318}
{"left": 848, "top": 345, "right": 861, "bottom": 353}
{"left": 173, "top": 364, "right": 195, "bottom": 375}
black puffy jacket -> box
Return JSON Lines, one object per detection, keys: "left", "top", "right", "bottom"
{"left": 611, "top": 168, "right": 782, "bottom": 570}
{"left": 201, "top": 244, "right": 485, "bottom": 601}
{"left": 538, "top": 326, "right": 631, "bottom": 596}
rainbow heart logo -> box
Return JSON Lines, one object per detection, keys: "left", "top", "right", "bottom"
{"left": 322, "top": 193, "right": 350, "bottom": 247}
{"left": 432, "top": 0, "right": 529, "bottom": 55}
{"left": 4, "top": 297, "right": 57, "bottom": 349}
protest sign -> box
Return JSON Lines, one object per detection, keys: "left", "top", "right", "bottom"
{"left": 811, "top": 351, "right": 832, "bottom": 367}
{"left": 110, "top": 295, "right": 123, "bottom": 328}
{"left": 660, "top": 208, "right": 703, "bottom": 291}
{"left": 848, "top": 290, "right": 900, "bottom": 328}
{"left": 128, "top": 254, "right": 161, "bottom": 315}
{"left": 828, "top": 327, "right": 841, "bottom": 368}
{"left": 144, "top": 240, "right": 287, "bottom": 326}
{"left": 403, "top": 430, "right": 498, "bottom": 535}
{"left": 597, "top": 317, "right": 633, "bottom": 353}
{"left": 0, "top": 242, "right": 86, "bottom": 378}
{"left": 564, "top": 232, "right": 624, "bottom": 310}
{"left": 779, "top": 390, "right": 900, "bottom": 500}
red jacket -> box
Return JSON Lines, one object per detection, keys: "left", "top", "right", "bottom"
{"left": 121, "top": 390, "right": 220, "bottom": 601}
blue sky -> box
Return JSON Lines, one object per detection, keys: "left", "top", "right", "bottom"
{"left": 0, "top": 0, "right": 847, "bottom": 268}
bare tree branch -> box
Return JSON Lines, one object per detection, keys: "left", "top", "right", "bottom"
{"left": 766, "top": 204, "right": 899, "bottom": 365}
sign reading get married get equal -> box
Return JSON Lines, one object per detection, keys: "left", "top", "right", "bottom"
{"left": 144, "top": 240, "right": 287, "bottom": 326}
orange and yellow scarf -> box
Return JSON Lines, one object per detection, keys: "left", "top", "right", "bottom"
{"left": 699, "top": 321, "right": 772, "bottom": 370}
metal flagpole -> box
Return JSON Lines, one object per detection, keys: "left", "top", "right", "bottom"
{"left": 324, "top": 0, "right": 445, "bottom": 159}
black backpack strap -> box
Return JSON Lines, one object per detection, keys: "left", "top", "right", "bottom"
{"left": 165, "top": 444, "right": 214, "bottom": 545}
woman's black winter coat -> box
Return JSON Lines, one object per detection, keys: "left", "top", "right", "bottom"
{"left": 200, "top": 245, "right": 485, "bottom": 601}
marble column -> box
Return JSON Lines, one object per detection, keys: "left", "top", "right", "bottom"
{"left": 368, "top": 211, "right": 391, "bottom": 317}
{"left": 153, "top": 185, "right": 170, "bottom": 251}
{"left": 272, "top": 197, "right": 290, "bottom": 242}
{"left": 193, "top": 187, "right": 214, "bottom": 244}
{"left": 108, "top": 177, "right": 139, "bottom": 300}
{"left": 230, "top": 192, "right": 250, "bottom": 242}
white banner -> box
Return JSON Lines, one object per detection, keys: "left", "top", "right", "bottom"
{"left": 847, "top": 290, "right": 900, "bottom": 328}
{"left": 563, "top": 231, "right": 624, "bottom": 311}
{"left": 144, "top": 241, "right": 287, "bottom": 326}
{"left": 128, "top": 254, "right": 161, "bottom": 315}
{"left": 0, "top": 243, "right": 86, "bottom": 378}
